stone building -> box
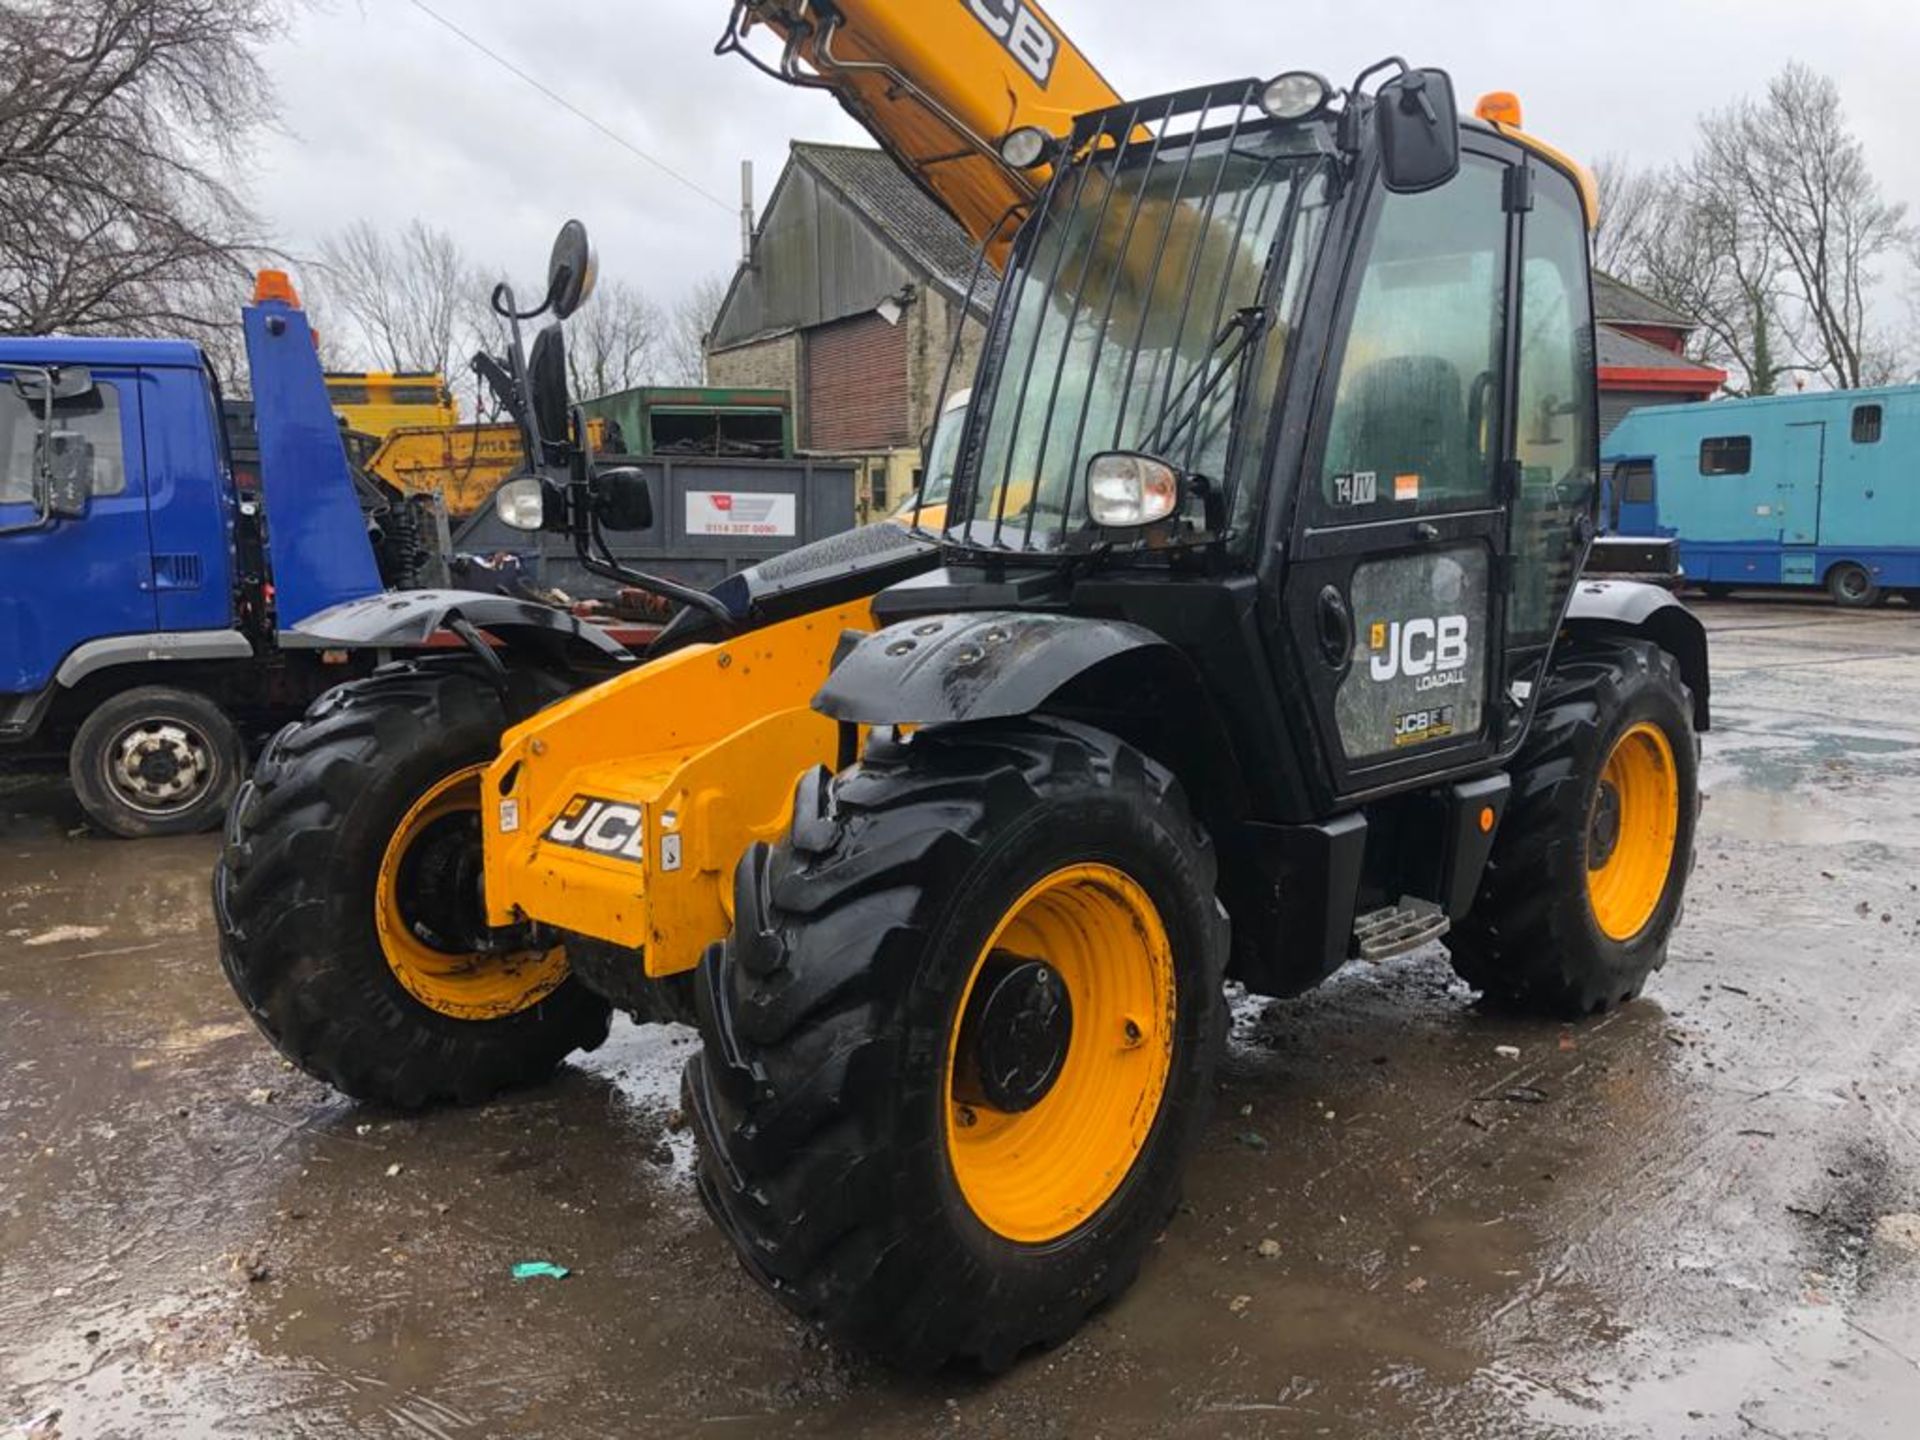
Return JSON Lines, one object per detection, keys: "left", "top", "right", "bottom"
{"left": 706, "top": 142, "right": 995, "bottom": 518}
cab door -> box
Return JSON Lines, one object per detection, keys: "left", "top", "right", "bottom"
{"left": 0, "top": 367, "right": 156, "bottom": 695}
{"left": 1281, "top": 149, "right": 1517, "bottom": 798}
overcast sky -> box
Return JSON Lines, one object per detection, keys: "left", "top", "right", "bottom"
{"left": 250, "top": 0, "right": 1920, "bottom": 319}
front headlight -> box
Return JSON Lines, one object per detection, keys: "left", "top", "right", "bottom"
{"left": 1086, "top": 452, "right": 1181, "bottom": 529}
{"left": 495, "top": 476, "right": 547, "bottom": 531}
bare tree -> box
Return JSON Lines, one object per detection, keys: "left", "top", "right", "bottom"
{"left": 1591, "top": 155, "right": 1665, "bottom": 280}
{"left": 1629, "top": 160, "right": 1793, "bottom": 396}
{"left": 1595, "top": 67, "right": 1912, "bottom": 396}
{"left": 663, "top": 274, "right": 731, "bottom": 385}
{"left": 316, "top": 219, "right": 488, "bottom": 378}
{"left": 0, "top": 0, "right": 290, "bottom": 338}
{"left": 567, "top": 279, "right": 667, "bottom": 398}
{"left": 1700, "top": 64, "right": 1910, "bottom": 390}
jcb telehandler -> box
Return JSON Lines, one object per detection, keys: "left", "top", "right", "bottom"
{"left": 216, "top": 6, "right": 1708, "bottom": 1371}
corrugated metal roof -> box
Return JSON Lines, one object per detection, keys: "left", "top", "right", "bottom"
{"left": 791, "top": 143, "right": 1000, "bottom": 311}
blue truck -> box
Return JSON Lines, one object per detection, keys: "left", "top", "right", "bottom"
{"left": 1603, "top": 384, "right": 1920, "bottom": 607}
{"left": 0, "top": 271, "right": 646, "bottom": 837}
{"left": 1, "top": 241, "right": 869, "bottom": 839}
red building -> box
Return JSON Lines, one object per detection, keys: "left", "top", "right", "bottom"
{"left": 1595, "top": 272, "right": 1727, "bottom": 438}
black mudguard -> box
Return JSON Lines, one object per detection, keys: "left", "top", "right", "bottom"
{"left": 1564, "top": 579, "right": 1711, "bottom": 730}
{"left": 292, "top": 590, "right": 635, "bottom": 667}
{"left": 815, "top": 611, "right": 1174, "bottom": 726}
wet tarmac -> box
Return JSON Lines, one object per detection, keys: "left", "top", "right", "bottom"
{"left": 4, "top": 597, "right": 1920, "bottom": 1439}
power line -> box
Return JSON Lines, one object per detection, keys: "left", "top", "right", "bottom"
{"left": 403, "top": 0, "right": 735, "bottom": 214}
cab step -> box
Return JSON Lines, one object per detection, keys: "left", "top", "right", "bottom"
{"left": 1351, "top": 900, "right": 1451, "bottom": 961}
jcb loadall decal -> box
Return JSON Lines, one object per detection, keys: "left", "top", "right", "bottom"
{"left": 1336, "top": 550, "right": 1490, "bottom": 760}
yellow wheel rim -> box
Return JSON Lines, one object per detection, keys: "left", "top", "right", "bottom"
{"left": 1586, "top": 723, "right": 1681, "bottom": 942}
{"left": 944, "top": 864, "right": 1176, "bottom": 1245}
{"left": 375, "top": 766, "right": 569, "bottom": 1022}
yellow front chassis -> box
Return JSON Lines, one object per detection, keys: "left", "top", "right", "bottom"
{"left": 482, "top": 602, "right": 873, "bottom": 979}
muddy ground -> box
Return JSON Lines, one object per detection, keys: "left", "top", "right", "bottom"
{"left": 4, "top": 597, "right": 1920, "bottom": 1439}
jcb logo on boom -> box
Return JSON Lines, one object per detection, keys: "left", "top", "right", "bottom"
{"left": 1369, "top": 616, "right": 1471, "bottom": 690}
{"left": 962, "top": 0, "right": 1057, "bottom": 87}
{"left": 544, "top": 796, "right": 647, "bottom": 864}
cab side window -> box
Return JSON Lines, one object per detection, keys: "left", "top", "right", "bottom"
{"left": 1319, "top": 156, "right": 1508, "bottom": 513}
{"left": 0, "top": 382, "right": 128, "bottom": 504}
{"left": 1508, "top": 174, "right": 1596, "bottom": 642}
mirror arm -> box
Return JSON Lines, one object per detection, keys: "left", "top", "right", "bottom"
{"left": 571, "top": 516, "right": 735, "bottom": 629}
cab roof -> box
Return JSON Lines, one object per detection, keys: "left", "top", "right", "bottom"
{"left": 0, "top": 336, "right": 208, "bottom": 369}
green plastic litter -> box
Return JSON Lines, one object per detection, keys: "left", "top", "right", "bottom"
{"left": 512, "top": 1261, "right": 571, "bottom": 1281}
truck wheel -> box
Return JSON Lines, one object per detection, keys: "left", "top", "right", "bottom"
{"left": 69, "top": 686, "right": 246, "bottom": 838}
{"left": 1827, "top": 562, "right": 1882, "bottom": 608}
{"left": 1445, "top": 639, "right": 1698, "bottom": 1016}
{"left": 684, "top": 719, "right": 1229, "bottom": 1371}
{"left": 214, "top": 665, "right": 611, "bottom": 1108}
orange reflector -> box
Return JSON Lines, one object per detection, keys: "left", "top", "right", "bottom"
{"left": 253, "top": 269, "right": 301, "bottom": 307}
{"left": 1479, "top": 806, "right": 1497, "bottom": 834}
{"left": 1475, "top": 91, "right": 1524, "bottom": 129}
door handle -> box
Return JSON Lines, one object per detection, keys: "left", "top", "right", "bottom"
{"left": 1316, "top": 585, "right": 1353, "bottom": 668}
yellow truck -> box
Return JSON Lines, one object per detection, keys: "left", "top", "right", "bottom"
{"left": 358, "top": 419, "right": 610, "bottom": 521}
{"left": 323, "top": 371, "right": 459, "bottom": 438}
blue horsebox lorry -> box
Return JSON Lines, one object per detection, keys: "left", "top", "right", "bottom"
{"left": 1602, "top": 385, "right": 1920, "bottom": 608}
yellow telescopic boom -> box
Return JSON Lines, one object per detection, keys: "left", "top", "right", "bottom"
{"left": 717, "top": 1, "right": 1122, "bottom": 263}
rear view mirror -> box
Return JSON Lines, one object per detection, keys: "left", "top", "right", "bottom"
{"left": 527, "top": 324, "right": 569, "bottom": 448}
{"left": 42, "top": 431, "right": 93, "bottom": 518}
{"left": 1377, "top": 68, "right": 1461, "bottom": 194}
{"left": 592, "top": 466, "right": 654, "bottom": 532}
{"left": 13, "top": 366, "right": 95, "bottom": 403}
{"left": 546, "top": 220, "right": 598, "bottom": 320}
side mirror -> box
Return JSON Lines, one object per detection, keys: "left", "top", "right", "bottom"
{"left": 42, "top": 431, "right": 93, "bottom": 519}
{"left": 592, "top": 467, "right": 654, "bottom": 532}
{"left": 546, "top": 220, "right": 598, "bottom": 321}
{"left": 1377, "top": 68, "right": 1461, "bottom": 194}
{"left": 527, "top": 324, "right": 569, "bottom": 448}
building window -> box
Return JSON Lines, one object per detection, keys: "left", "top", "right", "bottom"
{"left": 1852, "top": 405, "right": 1883, "bottom": 445}
{"left": 1700, "top": 436, "right": 1751, "bottom": 476}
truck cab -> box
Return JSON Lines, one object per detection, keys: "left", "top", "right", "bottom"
{"left": 1, "top": 339, "right": 245, "bottom": 701}
{"left": 0, "top": 287, "right": 391, "bottom": 835}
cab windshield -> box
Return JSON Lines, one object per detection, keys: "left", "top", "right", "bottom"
{"left": 958, "top": 117, "right": 1332, "bottom": 550}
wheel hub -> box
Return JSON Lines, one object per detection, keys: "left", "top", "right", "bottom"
{"left": 395, "top": 810, "right": 492, "bottom": 953}
{"left": 955, "top": 954, "right": 1074, "bottom": 1114}
{"left": 109, "top": 723, "right": 210, "bottom": 809}
{"left": 1588, "top": 780, "right": 1623, "bottom": 869}
{"left": 374, "top": 766, "right": 572, "bottom": 1022}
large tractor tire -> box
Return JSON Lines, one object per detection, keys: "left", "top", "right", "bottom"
{"left": 685, "top": 719, "right": 1229, "bottom": 1371}
{"left": 214, "top": 663, "right": 611, "bottom": 1108}
{"left": 70, "top": 685, "right": 246, "bottom": 838}
{"left": 1445, "top": 638, "right": 1699, "bottom": 1016}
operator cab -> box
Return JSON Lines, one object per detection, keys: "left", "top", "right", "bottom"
{"left": 894, "top": 63, "right": 1600, "bottom": 816}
